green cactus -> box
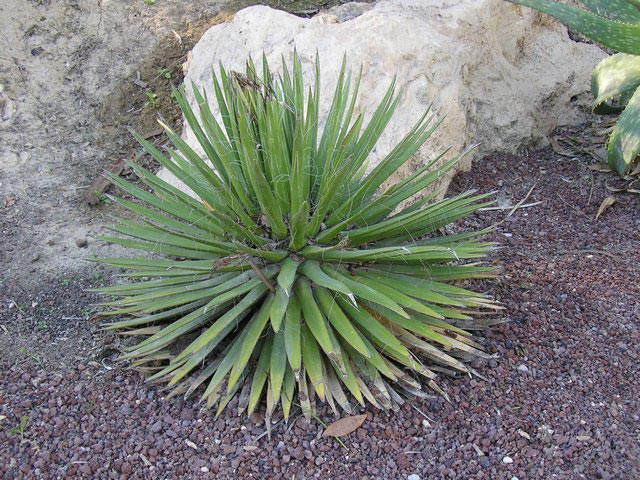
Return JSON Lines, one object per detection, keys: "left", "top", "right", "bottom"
{"left": 507, "top": 0, "right": 640, "bottom": 175}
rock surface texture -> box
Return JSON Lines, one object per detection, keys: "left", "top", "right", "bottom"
{"left": 160, "top": 0, "right": 604, "bottom": 193}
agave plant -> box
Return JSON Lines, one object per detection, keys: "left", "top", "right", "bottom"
{"left": 507, "top": 0, "right": 640, "bottom": 176}
{"left": 93, "top": 53, "right": 499, "bottom": 420}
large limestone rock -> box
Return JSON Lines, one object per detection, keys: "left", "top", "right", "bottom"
{"left": 159, "top": 0, "right": 604, "bottom": 194}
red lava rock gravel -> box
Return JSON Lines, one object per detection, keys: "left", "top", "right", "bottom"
{"left": 1, "top": 148, "right": 639, "bottom": 479}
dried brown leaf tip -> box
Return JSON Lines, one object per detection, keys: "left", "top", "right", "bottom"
{"left": 595, "top": 195, "right": 616, "bottom": 220}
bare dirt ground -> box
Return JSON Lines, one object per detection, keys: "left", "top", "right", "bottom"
{"left": 1, "top": 147, "right": 639, "bottom": 479}
{"left": 1, "top": 0, "right": 217, "bottom": 283}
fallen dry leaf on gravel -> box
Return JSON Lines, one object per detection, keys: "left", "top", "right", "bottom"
{"left": 517, "top": 429, "right": 532, "bottom": 441}
{"left": 322, "top": 414, "right": 367, "bottom": 438}
{"left": 472, "top": 444, "right": 485, "bottom": 456}
{"left": 588, "top": 163, "right": 612, "bottom": 173}
{"left": 595, "top": 195, "right": 616, "bottom": 220}
{"left": 3, "top": 195, "right": 16, "bottom": 208}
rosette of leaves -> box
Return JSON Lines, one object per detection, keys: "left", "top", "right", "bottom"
{"left": 507, "top": 0, "right": 640, "bottom": 176}
{"left": 93, "top": 53, "right": 499, "bottom": 420}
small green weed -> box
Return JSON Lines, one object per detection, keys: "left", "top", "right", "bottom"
{"left": 159, "top": 67, "right": 172, "bottom": 81}
{"left": 145, "top": 90, "right": 159, "bottom": 109}
{"left": 8, "top": 416, "right": 29, "bottom": 440}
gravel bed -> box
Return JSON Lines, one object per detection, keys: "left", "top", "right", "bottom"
{"left": 1, "top": 148, "right": 639, "bottom": 479}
